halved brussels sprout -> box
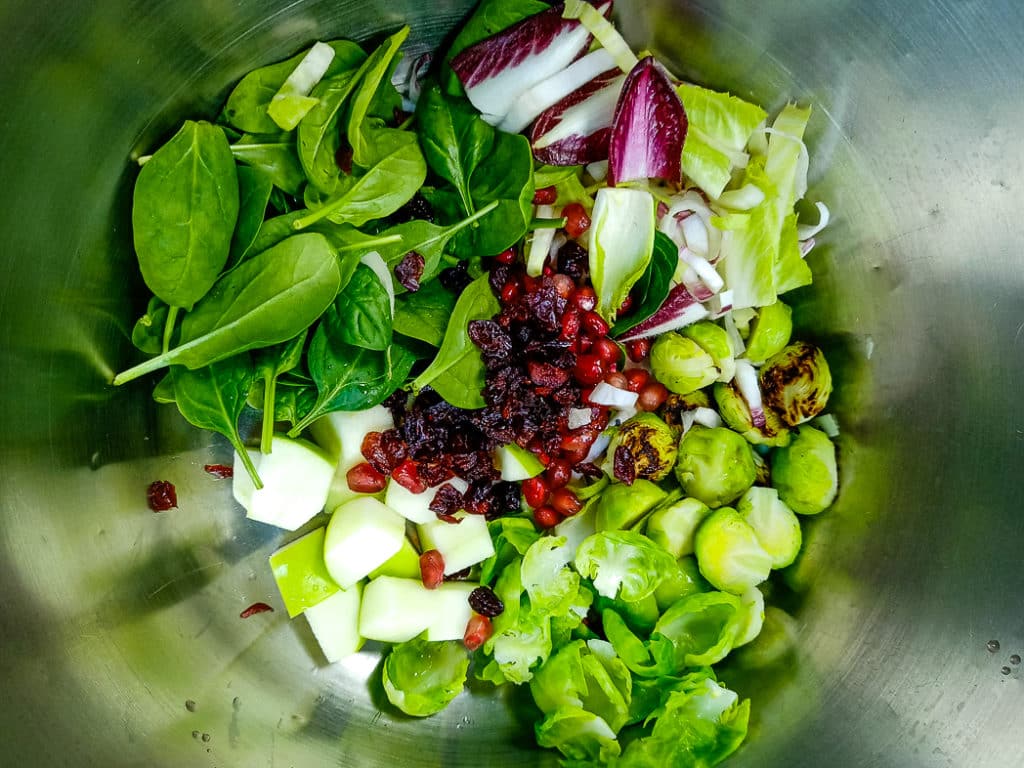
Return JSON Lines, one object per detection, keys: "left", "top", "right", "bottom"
{"left": 682, "top": 321, "right": 736, "bottom": 383}
{"left": 744, "top": 301, "right": 793, "bottom": 364}
{"left": 602, "top": 412, "right": 679, "bottom": 483}
{"left": 713, "top": 381, "right": 791, "bottom": 447}
{"left": 759, "top": 341, "right": 833, "bottom": 426}
{"left": 674, "top": 426, "right": 756, "bottom": 508}
{"left": 594, "top": 479, "right": 667, "bottom": 531}
{"left": 645, "top": 496, "right": 712, "bottom": 558}
{"left": 693, "top": 507, "right": 773, "bottom": 595}
{"left": 650, "top": 332, "right": 718, "bottom": 395}
{"left": 771, "top": 426, "right": 838, "bottom": 514}
{"left": 736, "top": 486, "right": 802, "bottom": 568}
{"left": 653, "top": 555, "right": 709, "bottom": 612}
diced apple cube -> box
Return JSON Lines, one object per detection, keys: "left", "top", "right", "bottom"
{"left": 495, "top": 443, "right": 545, "bottom": 481}
{"left": 309, "top": 406, "right": 395, "bottom": 511}
{"left": 368, "top": 536, "right": 422, "bottom": 580}
{"left": 269, "top": 527, "right": 339, "bottom": 617}
{"left": 304, "top": 582, "right": 365, "bottom": 663}
{"left": 425, "top": 582, "right": 477, "bottom": 641}
{"left": 359, "top": 576, "right": 435, "bottom": 643}
{"left": 324, "top": 497, "right": 406, "bottom": 589}
{"left": 417, "top": 513, "right": 495, "bottom": 575}
{"left": 554, "top": 503, "right": 597, "bottom": 560}
{"left": 385, "top": 477, "right": 469, "bottom": 525}
{"left": 232, "top": 436, "right": 334, "bottom": 530}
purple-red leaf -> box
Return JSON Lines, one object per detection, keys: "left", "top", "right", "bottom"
{"left": 608, "top": 56, "right": 687, "bottom": 186}
{"left": 617, "top": 283, "right": 708, "bottom": 341}
{"left": 450, "top": 2, "right": 611, "bottom": 125}
{"left": 530, "top": 67, "right": 625, "bottom": 166}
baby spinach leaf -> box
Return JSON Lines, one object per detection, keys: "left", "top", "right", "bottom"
{"left": 290, "top": 334, "right": 418, "bottom": 435}
{"left": 394, "top": 280, "right": 457, "bottom": 347}
{"left": 229, "top": 166, "right": 274, "bottom": 265}
{"left": 411, "top": 274, "right": 499, "bottom": 409}
{"left": 417, "top": 85, "right": 494, "bottom": 215}
{"left": 171, "top": 355, "right": 262, "bottom": 488}
{"left": 133, "top": 120, "right": 239, "bottom": 310}
{"left": 152, "top": 373, "right": 176, "bottom": 404}
{"left": 254, "top": 330, "right": 308, "bottom": 453}
{"left": 132, "top": 296, "right": 170, "bottom": 355}
{"left": 272, "top": 383, "right": 319, "bottom": 428}
{"left": 292, "top": 128, "right": 426, "bottom": 229}
{"left": 297, "top": 70, "right": 362, "bottom": 194}
{"left": 230, "top": 134, "right": 306, "bottom": 196}
{"left": 346, "top": 27, "right": 410, "bottom": 167}
{"left": 330, "top": 263, "right": 393, "bottom": 351}
{"left": 612, "top": 231, "right": 679, "bottom": 338}
{"left": 246, "top": 210, "right": 307, "bottom": 256}
{"left": 221, "top": 40, "right": 367, "bottom": 135}
{"left": 113, "top": 233, "right": 341, "bottom": 384}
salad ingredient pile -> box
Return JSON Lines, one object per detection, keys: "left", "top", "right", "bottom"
{"left": 115, "top": 0, "right": 839, "bottom": 765}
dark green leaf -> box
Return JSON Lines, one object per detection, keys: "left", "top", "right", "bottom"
{"left": 346, "top": 27, "right": 410, "bottom": 167}
{"left": 230, "top": 134, "right": 306, "bottom": 196}
{"left": 393, "top": 280, "right": 457, "bottom": 347}
{"left": 132, "top": 296, "right": 169, "bottom": 355}
{"left": 229, "top": 165, "right": 274, "bottom": 265}
{"left": 612, "top": 231, "right": 679, "bottom": 338}
{"left": 411, "top": 274, "right": 499, "bottom": 408}
{"left": 220, "top": 40, "right": 367, "bottom": 134}
{"left": 297, "top": 70, "right": 362, "bottom": 194}
{"left": 330, "top": 263, "right": 393, "bottom": 350}
{"left": 152, "top": 372, "right": 176, "bottom": 404}
{"left": 133, "top": 120, "right": 238, "bottom": 309}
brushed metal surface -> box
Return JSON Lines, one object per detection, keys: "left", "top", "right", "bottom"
{"left": 1, "top": 1, "right": 1022, "bottom": 766}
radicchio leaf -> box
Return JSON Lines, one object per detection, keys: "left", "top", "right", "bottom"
{"left": 530, "top": 68, "right": 625, "bottom": 166}
{"left": 608, "top": 56, "right": 688, "bottom": 186}
{"left": 616, "top": 283, "right": 708, "bottom": 342}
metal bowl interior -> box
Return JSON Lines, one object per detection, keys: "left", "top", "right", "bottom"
{"left": 1, "top": 1, "right": 1022, "bottom": 766}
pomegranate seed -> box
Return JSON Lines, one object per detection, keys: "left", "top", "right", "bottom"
{"left": 522, "top": 476, "right": 551, "bottom": 508}
{"left": 638, "top": 382, "right": 670, "bottom": 411}
{"left": 550, "top": 487, "right": 583, "bottom": 516}
{"left": 500, "top": 282, "right": 519, "bottom": 304}
{"left": 543, "top": 265, "right": 555, "bottom": 277}
{"left": 573, "top": 354, "right": 605, "bottom": 385}
{"left": 420, "top": 550, "right": 445, "bottom": 589}
{"left": 592, "top": 337, "right": 620, "bottom": 364}
{"left": 392, "top": 458, "right": 427, "bottom": 494}
{"left": 533, "top": 186, "right": 558, "bottom": 205}
{"left": 578, "top": 335, "right": 593, "bottom": 353}
{"left": 560, "top": 427, "right": 598, "bottom": 454}
{"left": 204, "top": 463, "right": 233, "bottom": 479}
{"left": 580, "top": 386, "right": 595, "bottom": 404}
{"left": 561, "top": 445, "right": 590, "bottom": 465}
{"left": 624, "top": 369, "right": 650, "bottom": 392}
{"left": 464, "top": 614, "right": 493, "bottom": 651}
{"left": 618, "top": 294, "right": 635, "bottom": 316}
{"left": 545, "top": 458, "right": 572, "bottom": 489}
{"left": 533, "top": 505, "right": 560, "bottom": 529}
{"left": 552, "top": 274, "right": 575, "bottom": 298}
{"left": 626, "top": 339, "right": 651, "bottom": 362}
{"left": 347, "top": 462, "right": 387, "bottom": 493}
{"left": 146, "top": 480, "right": 177, "bottom": 512}
{"left": 536, "top": 451, "right": 552, "bottom": 467}
{"left": 582, "top": 311, "right": 610, "bottom": 337}
{"left": 495, "top": 248, "right": 516, "bottom": 264}
{"left": 604, "top": 371, "right": 629, "bottom": 390}
{"left": 563, "top": 202, "right": 592, "bottom": 238}
{"left": 523, "top": 274, "right": 539, "bottom": 293}
{"left": 560, "top": 307, "right": 581, "bottom": 341}
{"left": 572, "top": 286, "right": 597, "bottom": 312}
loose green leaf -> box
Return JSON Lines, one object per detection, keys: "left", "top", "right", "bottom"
{"left": 113, "top": 234, "right": 341, "bottom": 384}
{"left": 330, "top": 264, "right": 393, "bottom": 351}
{"left": 229, "top": 165, "right": 275, "bottom": 265}
{"left": 383, "top": 634, "right": 469, "bottom": 717}
{"left": 611, "top": 231, "right": 678, "bottom": 337}
{"left": 347, "top": 27, "right": 411, "bottom": 167}
{"left": 133, "top": 120, "right": 239, "bottom": 310}
{"left": 411, "top": 274, "right": 499, "bottom": 409}
{"left": 230, "top": 134, "right": 306, "bottom": 196}
{"left": 393, "top": 280, "right": 457, "bottom": 347}
{"left": 297, "top": 70, "right": 362, "bottom": 193}
{"left": 132, "top": 296, "right": 170, "bottom": 355}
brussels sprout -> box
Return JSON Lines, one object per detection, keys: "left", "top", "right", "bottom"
{"left": 682, "top": 321, "right": 736, "bottom": 383}
{"left": 645, "top": 496, "right": 712, "bottom": 558}
{"left": 759, "top": 341, "right": 833, "bottom": 426}
{"left": 744, "top": 301, "right": 793, "bottom": 364}
{"left": 771, "top": 426, "right": 838, "bottom": 514}
{"left": 733, "top": 587, "right": 765, "bottom": 648}
{"left": 596, "top": 592, "right": 661, "bottom": 635}
{"left": 382, "top": 635, "right": 470, "bottom": 716}
{"left": 650, "top": 332, "right": 719, "bottom": 395}
{"left": 594, "top": 479, "right": 667, "bottom": 531}
{"left": 736, "top": 486, "right": 802, "bottom": 567}
{"left": 653, "top": 555, "right": 709, "bottom": 611}
{"left": 574, "top": 531, "right": 677, "bottom": 602}
{"left": 730, "top": 606, "right": 799, "bottom": 670}
{"left": 674, "top": 426, "right": 756, "bottom": 508}
{"left": 752, "top": 450, "right": 771, "bottom": 486}
{"left": 601, "top": 412, "right": 678, "bottom": 484}
{"left": 713, "top": 381, "right": 791, "bottom": 447}
{"left": 693, "top": 507, "right": 773, "bottom": 594}
{"left": 662, "top": 390, "right": 712, "bottom": 429}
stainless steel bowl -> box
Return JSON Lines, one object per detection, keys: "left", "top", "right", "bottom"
{"left": 2, "top": 1, "right": 1022, "bottom": 765}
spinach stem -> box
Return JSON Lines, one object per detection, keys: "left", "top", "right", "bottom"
{"left": 234, "top": 439, "right": 264, "bottom": 489}
{"left": 161, "top": 305, "right": 180, "bottom": 355}
{"left": 260, "top": 370, "right": 276, "bottom": 455}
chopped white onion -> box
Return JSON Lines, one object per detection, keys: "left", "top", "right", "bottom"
{"left": 680, "top": 410, "right": 697, "bottom": 435}
{"left": 813, "top": 413, "right": 840, "bottom": 438}
{"left": 734, "top": 359, "right": 765, "bottom": 428}
{"left": 568, "top": 408, "right": 594, "bottom": 430}
{"left": 658, "top": 190, "right": 723, "bottom": 264}
{"left": 693, "top": 407, "right": 722, "bottom": 429}
{"left": 584, "top": 431, "right": 612, "bottom": 464}
{"left": 586, "top": 160, "right": 609, "bottom": 182}
{"left": 706, "top": 289, "right": 734, "bottom": 319}
{"left": 796, "top": 202, "right": 830, "bottom": 240}
{"left": 589, "top": 382, "right": 639, "bottom": 409}
{"left": 360, "top": 251, "right": 395, "bottom": 317}
{"left": 679, "top": 264, "right": 715, "bottom": 302}
{"left": 723, "top": 312, "right": 746, "bottom": 356}
{"left": 680, "top": 248, "right": 724, "bottom": 294}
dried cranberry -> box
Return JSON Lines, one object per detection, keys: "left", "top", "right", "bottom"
{"left": 613, "top": 444, "right": 638, "bottom": 485}
{"left": 390, "top": 192, "right": 434, "bottom": 224}
{"left": 239, "top": 602, "right": 273, "bottom": 619}
{"left": 420, "top": 550, "right": 445, "bottom": 589}
{"left": 533, "top": 505, "right": 560, "bottom": 529}
{"left": 394, "top": 251, "right": 425, "bottom": 292}
{"left": 468, "top": 586, "right": 505, "bottom": 617}
{"left": 533, "top": 186, "right": 558, "bottom": 205}
{"left": 146, "top": 480, "right": 177, "bottom": 512}
{"left": 203, "top": 464, "right": 233, "bottom": 479}
{"left": 418, "top": 461, "right": 454, "bottom": 487}
{"left": 429, "top": 483, "right": 465, "bottom": 518}
{"left": 563, "top": 202, "right": 592, "bottom": 238}
{"left": 347, "top": 462, "right": 387, "bottom": 493}
{"left": 527, "top": 360, "right": 570, "bottom": 387}
{"left": 557, "top": 242, "right": 589, "bottom": 281}
{"left": 439, "top": 262, "right": 471, "bottom": 293}
{"left": 488, "top": 481, "right": 523, "bottom": 520}
{"left": 522, "top": 476, "right": 550, "bottom": 508}
{"left": 464, "top": 614, "right": 493, "bottom": 651}
{"left": 336, "top": 145, "right": 353, "bottom": 174}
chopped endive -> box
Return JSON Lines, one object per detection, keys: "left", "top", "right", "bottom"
{"left": 588, "top": 187, "right": 656, "bottom": 321}
{"left": 267, "top": 41, "right": 336, "bottom": 131}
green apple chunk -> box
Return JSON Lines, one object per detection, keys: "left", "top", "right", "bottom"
{"left": 324, "top": 497, "right": 406, "bottom": 588}
{"left": 554, "top": 504, "right": 597, "bottom": 560}
{"left": 309, "top": 405, "right": 395, "bottom": 511}
{"left": 233, "top": 436, "right": 334, "bottom": 530}
{"left": 269, "top": 527, "right": 339, "bottom": 617}
{"left": 359, "top": 576, "right": 436, "bottom": 643}
{"left": 426, "top": 582, "right": 478, "bottom": 642}
{"left": 495, "top": 443, "right": 545, "bottom": 481}
{"left": 369, "top": 536, "right": 422, "bottom": 580}
{"left": 304, "top": 582, "right": 365, "bottom": 663}
{"left": 385, "top": 477, "right": 469, "bottom": 525}
{"left": 417, "top": 513, "right": 495, "bottom": 575}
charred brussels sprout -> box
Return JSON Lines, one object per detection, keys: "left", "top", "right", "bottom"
{"left": 714, "top": 381, "right": 791, "bottom": 447}
{"left": 674, "top": 426, "right": 756, "bottom": 508}
{"left": 744, "top": 301, "right": 793, "bottom": 364}
{"left": 602, "top": 412, "right": 678, "bottom": 483}
{"left": 771, "top": 426, "right": 838, "bottom": 514}
{"left": 759, "top": 341, "right": 833, "bottom": 426}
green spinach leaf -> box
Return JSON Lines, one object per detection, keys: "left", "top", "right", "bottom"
{"left": 297, "top": 70, "right": 362, "bottom": 194}
{"left": 612, "top": 231, "right": 679, "bottom": 338}
{"left": 229, "top": 165, "right": 274, "bottom": 265}
{"left": 393, "top": 280, "right": 457, "bottom": 347}
{"left": 221, "top": 40, "right": 367, "bottom": 134}
{"left": 132, "top": 296, "right": 170, "bottom": 355}
{"left": 346, "top": 27, "right": 410, "bottom": 167}
{"left": 133, "top": 120, "right": 238, "bottom": 310}
{"left": 113, "top": 233, "right": 341, "bottom": 384}
{"left": 330, "top": 263, "right": 393, "bottom": 351}
{"left": 253, "top": 330, "right": 308, "bottom": 453}
{"left": 230, "top": 134, "right": 306, "bottom": 196}
{"left": 152, "top": 372, "right": 176, "bottom": 404}
{"left": 171, "top": 356, "right": 262, "bottom": 487}
{"left": 411, "top": 274, "right": 499, "bottom": 408}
